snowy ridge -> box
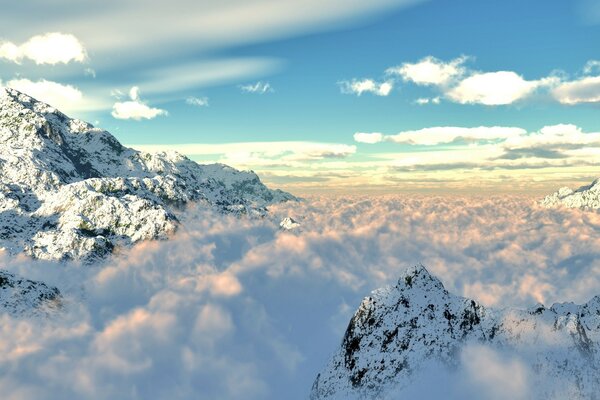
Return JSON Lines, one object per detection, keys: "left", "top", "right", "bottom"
{"left": 0, "top": 88, "right": 295, "bottom": 261}
{"left": 541, "top": 178, "right": 600, "bottom": 209}
{"left": 311, "top": 265, "right": 600, "bottom": 399}
{"left": 0, "top": 270, "right": 61, "bottom": 316}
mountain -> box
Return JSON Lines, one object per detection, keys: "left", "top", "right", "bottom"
{"left": 311, "top": 265, "right": 600, "bottom": 399}
{"left": 279, "top": 216, "right": 301, "bottom": 230}
{"left": 0, "top": 270, "right": 61, "bottom": 316}
{"left": 0, "top": 88, "right": 295, "bottom": 261}
{"left": 541, "top": 178, "right": 600, "bottom": 209}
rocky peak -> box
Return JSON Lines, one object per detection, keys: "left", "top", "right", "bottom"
{"left": 311, "top": 265, "right": 600, "bottom": 399}
{"left": 0, "top": 88, "right": 296, "bottom": 261}
{"left": 541, "top": 178, "right": 600, "bottom": 209}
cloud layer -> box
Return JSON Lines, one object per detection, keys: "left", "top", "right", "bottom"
{"left": 1, "top": 195, "right": 600, "bottom": 399}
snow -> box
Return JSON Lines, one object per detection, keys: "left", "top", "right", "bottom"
{"left": 541, "top": 178, "right": 600, "bottom": 209}
{"left": 311, "top": 265, "right": 600, "bottom": 399}
{"left": 0, "top": 87, "right": 295, "bottom": 261}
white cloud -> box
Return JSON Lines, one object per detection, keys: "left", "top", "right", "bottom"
{"left": 446, "top": 71, "right": 556, "bottom": 105}
{"left": 339, "top": 79, "right": 393, "bottom": 96}
{"left": 354, "top": 132, "right": 384, "bottom": 144}
{"left": 387, "top": 56, "right": 467, "bottom": 86}
{"left": 6, "top": 78, "right": 83, "bottom": 110}
{"left": 357, "top": 126, "right": 526, "bottom": 146}
{"left": 240, "top": 81, "right": 274, "bottom": 94}
{"left": 414, "top": 96, "right": 441, "bottom": 105}
{"left": 552, "top": 75, "right": 600, "bottom": 104}
{"left": 186, "top": 96, "right": 209, "bottom": 107}
{"left": 0, "top": 33, "right": 87, "bottom": 65}
{"left": 111, "top": 86, "right": 167, "bottom": 120}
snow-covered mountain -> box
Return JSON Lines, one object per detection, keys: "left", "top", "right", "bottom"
{"left": 541, "top": 178, "right": 600, "bottom": 209}
{"left": 0, "top": 270, "right": 61, "bottom": 316}
{"left": 311, "top": 265, "right": 600, "bottom": 399}
{"left": 0, "top": 88, "right": 295, "bottom": 261}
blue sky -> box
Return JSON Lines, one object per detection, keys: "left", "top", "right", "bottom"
{"left": 1, "top": 0, "right": 599, "bottom": 193}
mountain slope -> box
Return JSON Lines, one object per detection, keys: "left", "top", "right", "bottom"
{"left": 541, "top": 178, "right": 600, "bottom": 209}
{"left": 311, "top": 265, "right": 600, "bottom": 399}
{"left": 0, "top": 270, "right": 61, "bottom": 316}
{"left": 0, "top": 88, "right": 295, "bottom": 261}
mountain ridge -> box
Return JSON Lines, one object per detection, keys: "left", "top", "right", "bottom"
{"left": 311, "top": 265, "right": 600, "bottom": 399}
{"left": 541, "top": 178, "right": 600, "bottom": 209}
{"left": 0, "top": 87, "right": 295, "bottom": 261}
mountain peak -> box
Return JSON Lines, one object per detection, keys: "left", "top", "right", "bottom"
{"left": 0, "top": 88, "right": 296, "bottom": 261}
{"left": 312, "top": 266, "right": 600, "bottom": 399}
{"left": 541, "top": 178, "right": 600, "bottom": 209}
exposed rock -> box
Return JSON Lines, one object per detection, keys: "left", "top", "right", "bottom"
{"left": 312, "top": 265, "right": 600, "bottom": 399}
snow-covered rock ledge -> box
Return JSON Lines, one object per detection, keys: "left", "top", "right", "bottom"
{"left": 541, "top": 178, "right": 600, "bottom": 209}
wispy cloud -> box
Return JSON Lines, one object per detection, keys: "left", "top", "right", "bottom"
{"left": 186, "top": 96, "right": 209, "bottom": 107}
{"left": 240, "top": 81, "right": 274, "bottom": 94}
{"left": 354, "top": 126, "right": 526, "bottom": 145}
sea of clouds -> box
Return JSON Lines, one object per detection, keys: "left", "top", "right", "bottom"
{"left": 1, "top": 194, "right": 599, "bottom": 399}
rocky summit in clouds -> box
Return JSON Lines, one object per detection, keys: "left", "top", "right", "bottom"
{"left": 0, "top": 270, "right": 61, "bottom": 316}
{"left": 311, "top": 265, "right": 600, "bottom": 400}
{"left": 542, "top": 178, "right": 600, "bottom": 210}
{"left": 0, "top": 88, "right": 295, "bottom": 262}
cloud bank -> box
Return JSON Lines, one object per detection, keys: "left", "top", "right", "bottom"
{"left": 1, "top": 195, "right": 600, "bottom": 399}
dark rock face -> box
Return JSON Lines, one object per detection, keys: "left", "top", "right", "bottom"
{"left": 311, "top": 265, "right": 600, "bottom": 399}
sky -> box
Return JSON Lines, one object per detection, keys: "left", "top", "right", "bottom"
{"left": 1, "top": 0, "right": 599, "bottom": 193}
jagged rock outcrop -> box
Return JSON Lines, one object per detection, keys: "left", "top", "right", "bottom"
{"left": 0, "top": 270, "right": 61, "bottom": 316}
{"left": 541, "top": 178, "right": 600, "bottom": 209}
{"left": 311, "top": 265, "right": 600, "bottom": 399}
{"left": 0, "top": 88, "right": 295, "bottom": 261}
{"left": 279, "top": 217, "right": 301, "bottom": 231}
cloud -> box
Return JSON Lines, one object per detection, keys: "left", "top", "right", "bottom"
{"left": 446, "top": 71, "right": 557, "bottom": 105}
{"left": 552, "top": 75, "right": 600, "bottom": 104}
{"left": 386, "top": 56, "right": 467, "bottom": 86}
{"left": 111, "top": 86, "right": 167, "bottom": 120}
{"left": 0, "top": 33, "right": 87, "bottom": 65}
{"left": 355, "top": 126, "right": 526, "bottom": 145}
{"left": 353, "top": 132, "right": 384, "bottom": 144}
{"left": 583, "top": 60, "right": 600, "bottom": 74}
{"left": 186, "top": 96, "right": 209, "bottom": 107}
{"left": 339, "top": 79, "right": 393, "bottom": 96}
{"left": 1, "top": 195, "right": 600, "bottom": 398}
{"left": 240, "top": 81, "right": 274, "bottom": 94}
{"left": 5, "top": 78, "right": 83, "bottom": 110}
{"left": 130, "top": 141, "right": 356, "bottom": 165}
{"left": 414, "top": 96, "right": 441, "bottom": 105}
